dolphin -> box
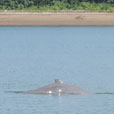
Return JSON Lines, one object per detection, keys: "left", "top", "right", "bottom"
{"left": 24, "top": 79, "right": 91, "bottom": 95}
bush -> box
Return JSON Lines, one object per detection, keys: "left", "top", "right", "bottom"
{"left": 0, "top": 0, "right": 114, "bottom": 12}
{"left": 52, "top": 1, "right": 70, "bottom": 10}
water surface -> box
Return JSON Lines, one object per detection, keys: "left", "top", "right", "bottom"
{"left": 0, "top": 26, "right": 114, "bottom": 114}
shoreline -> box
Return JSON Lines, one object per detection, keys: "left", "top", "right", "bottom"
{"left": 0, "top": 12, "right": 114, "bottom": 26}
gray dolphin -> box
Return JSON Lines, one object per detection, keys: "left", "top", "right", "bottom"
{"left": 24, "top": 79, "right": 91, "bottom": 95}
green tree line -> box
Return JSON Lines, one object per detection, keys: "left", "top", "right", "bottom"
{"left": 0, "top": 0, "right": 114, "bottom": 11}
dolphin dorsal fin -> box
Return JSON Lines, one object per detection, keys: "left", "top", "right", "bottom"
{"left": 55, "top": 79, "right": 63, "bottom": 84}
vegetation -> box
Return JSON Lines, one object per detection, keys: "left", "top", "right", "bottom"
{"left": 0, "top": 0, "right": 114, "bottom": 12}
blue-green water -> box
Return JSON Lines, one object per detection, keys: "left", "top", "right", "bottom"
{"left": 0, "top": 26, "right": 114, "bottom": 114}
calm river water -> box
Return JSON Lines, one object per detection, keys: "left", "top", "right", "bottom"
{"left": 0, "top": 26, "right": 114, "bottom": 114}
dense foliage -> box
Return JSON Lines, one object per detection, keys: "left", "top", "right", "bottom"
{"left": 0, "top": 0, "right": 114, "bottom": 12}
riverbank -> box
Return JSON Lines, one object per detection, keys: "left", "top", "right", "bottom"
{"left": 0, "top": 12, "right": 114, "bottom": 26}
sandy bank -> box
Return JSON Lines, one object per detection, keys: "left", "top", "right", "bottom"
{"left": 0, "top": 12, "right": 114, "bottom": 26}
